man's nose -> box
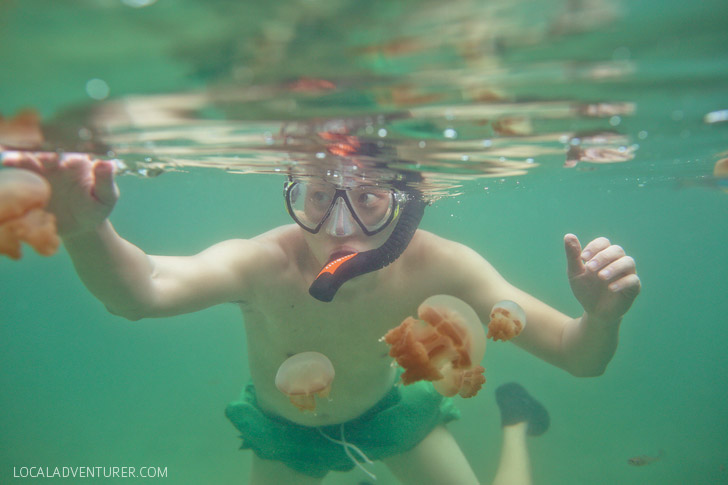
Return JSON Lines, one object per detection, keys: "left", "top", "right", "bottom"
{"left": 325, "top": 197, "right": 355, "bottom": 237}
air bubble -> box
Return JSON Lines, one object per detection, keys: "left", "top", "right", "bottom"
{"left": 443, "top": 128, "right": 457, "bottom": 139}
{"left": 85, "top": 78, "right": 109, "bottom": 100}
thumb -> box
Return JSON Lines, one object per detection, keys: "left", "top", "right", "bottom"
{"left": 564, "top": 233, "right": 585, "bottom": 278}
{"left": 92, "top": 160, "right": 119, "bottom": 206}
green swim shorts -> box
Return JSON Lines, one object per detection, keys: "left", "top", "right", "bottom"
{"left": 224, "top": 379, "right": 460, "bottom": 478}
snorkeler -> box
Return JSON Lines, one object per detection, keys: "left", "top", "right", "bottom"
{"left": 2, "top": 150, "right": 640, "bottom": 484}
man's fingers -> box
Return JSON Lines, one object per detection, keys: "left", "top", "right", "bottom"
{"left": 1, "top": 151, "right": 44, "bottom": 172}
{"left": 585, "top": 244, "right": 625, "bottom": 273}
{"left": 91, "top": 160, "right": 119, "bottom": 206}
{"left": 580, "top": 237, "right": 611, "bottom": 262}
{"left": 564, "top": 233, "right": 585, "bottom": 277}
{"left": 597, "top": 255, "right": 636, "bottom": 282}
{"left": 607, "top": 273, "right": 641, "bottom": 296}
{"left": 36, "top": 152, "right": 62, "bottom": 171}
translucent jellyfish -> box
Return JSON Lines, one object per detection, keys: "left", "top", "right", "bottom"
{"left": 0, "top": 110, "right": 44, "bottom": 150}
{"left": 275, "top": 351, "right": 335, "bottom": 412}
{"left": 0, "top": 168, "right": 59, "bottom": 259}
{"left": 383, "top": 295, "right": 486, "bottom": 398}
{"left": 486, "top": 300, "right": 527, "bottom": 342}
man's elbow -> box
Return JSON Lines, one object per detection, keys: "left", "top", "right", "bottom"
{"left": 568, "top": 361, "right": 609, "bottom": 378}
{"left": 104, "top": 303, "right": 147, "bottom": 321}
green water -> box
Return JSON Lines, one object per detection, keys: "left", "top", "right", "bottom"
{"left": 2, "top": 0, "right": 727, "bottom": 484}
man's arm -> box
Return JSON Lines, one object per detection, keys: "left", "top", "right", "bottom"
{"left": 62, "top": 221, "right": 267, "bottom": 319}
{"left": 3, "top": 152, "right": 271, "bottom": 320}
{"left": 424, "top": 233, "right": 640, "bottom": 377}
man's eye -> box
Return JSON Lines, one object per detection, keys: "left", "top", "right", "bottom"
{"left": 357, "top": 193, "right": 376, "bottom": 206}
{"left": 311, "top": 191, "right": 331, "bottom": 205}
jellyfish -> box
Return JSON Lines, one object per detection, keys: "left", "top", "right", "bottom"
{"left": 0, "top": 109, "right": 44, "bottom": 150}
{"left": 0, "top": 168, "right": 59, "bottom": 259}
{"left": 275, "top": 351, "right": 335, "bottom": 412}
{"left": 486, "top": 300, "right": 527, "bottom": 342}
{"left": 383, "top": 295, "right": 486, "bottom": 398}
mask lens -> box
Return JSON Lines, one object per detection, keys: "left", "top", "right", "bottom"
{"left": 348, "top": 186, "right": 395, "bottom": 232}
{"left": 288, "top": 182, "right": 337, "bottom": 231}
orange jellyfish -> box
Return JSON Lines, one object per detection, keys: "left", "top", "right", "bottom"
{"left": 0, "top": 109, "right": 44, "bottom": 150}
{"left": 0, "top": 168, "right": 59, "bottom": 259}
{"left": 383, "top": 295, "right": 486, "bottom": 398}
{"left": 275, "top": 351, "right": 335, "bottom": 412}
{"left": 486, "top": 300, "right": 527, "bottom": 342}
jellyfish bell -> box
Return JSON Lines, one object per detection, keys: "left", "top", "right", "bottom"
{"left": 0, "top": 110, "right": 44, "bottom": 150}
{"left": 0, "top": 168, "right": 59, "bottom": 259}
{"left": 486, "top": 300, "right": 527, "bottom": 341}
{"left": 383, "top": 294, "right": 487, "bottom": 398}
{"left": 421, "top": 295, "right": 487, "bottom": 398}
{"left": 0, "top": 167, "right": 51, "bottom": 222}
{"left": 418, "top": 294, "right": 486, "bottom": 366}
{"left": 275, "top": 351, "right": 335, "bottom": 412}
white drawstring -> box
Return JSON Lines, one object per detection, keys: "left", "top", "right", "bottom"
{"left": 318, "top": 424, "right": 377, "bottom": 481}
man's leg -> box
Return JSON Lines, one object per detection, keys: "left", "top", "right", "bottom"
{"left": 249, "top": 454, "right": 323, "bottom": 485}
{"left": 491, "top": 383, "right": 550, "bottom": 485}
{"left": 492, "top": 422, "right": 531, "bottom": 485}
{"left": 383, "top": 425, "right": 479, "bottom": 485}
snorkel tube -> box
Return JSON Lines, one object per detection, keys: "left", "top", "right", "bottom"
{"left": 309, "top": 190, "right": 426, "bottom": 302}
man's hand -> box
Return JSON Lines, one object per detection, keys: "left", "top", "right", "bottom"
{"left": 564, "top": 233, "right": 641, "bottom": 324}
{"left": 2, "top": 151, "right": 118, "bottom": 237}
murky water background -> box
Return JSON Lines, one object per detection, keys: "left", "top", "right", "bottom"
{"left": 1, "top": 0, "right": 727, "bottom": 483}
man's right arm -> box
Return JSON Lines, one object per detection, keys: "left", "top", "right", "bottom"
{"left": 63, "top": 220, "right": 264, "bottom": 319}
{"left": 3, "top": 152, "right": 266, "bottom": 320}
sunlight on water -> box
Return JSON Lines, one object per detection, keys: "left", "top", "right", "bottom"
{"left": 2, "top": 0, "right": 725, "bottom": 199}
{"left": 1, "top": 0, "right": 695, "bottom": 198}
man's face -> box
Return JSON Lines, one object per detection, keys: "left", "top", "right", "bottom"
{"left": 297, "top": 182, "right": 395, "bottom": 236}
{"left": 302, "top": 212, "right": 397, "bottom": 266}
{"left": 286, "top": 180, "right": 400, "bottom": 265}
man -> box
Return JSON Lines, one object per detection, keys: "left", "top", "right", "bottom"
{"left": 2, "top": 151, "right": 640, "bottom": 484}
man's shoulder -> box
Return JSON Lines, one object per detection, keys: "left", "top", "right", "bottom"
{"left": 407, "top": 229, "right": 474, "bottom": 258}
{"left": 251, "top": 224, "right": 300, "bottom": 247}
{"left": 253, "top": 224, "right": 305, "bottom": 258}
{"left": 206, "top": 225, "right": 297, "bottom": 268}
{"left": 401, "top": 230, "right": 503, "bottom": 295}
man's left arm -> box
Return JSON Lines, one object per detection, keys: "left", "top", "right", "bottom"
{"left": 444, "top": 233, "right": 640, "bottom": 377}
{"left": 554, "top": 233, "right": 641, "bottom": 376}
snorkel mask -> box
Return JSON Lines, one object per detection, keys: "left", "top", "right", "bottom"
{"left": 284, "top": 175, "right": 426, "bottom": 302}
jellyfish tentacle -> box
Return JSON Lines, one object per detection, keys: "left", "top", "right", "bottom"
{"left": 486, "top": 300, "right": 527, "bottom": 341}
{"left": 0, "top": 168, "right": 59, "bottom": 259}
{"left": 383, "top": 295, "right": 487, "bottom": 398}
